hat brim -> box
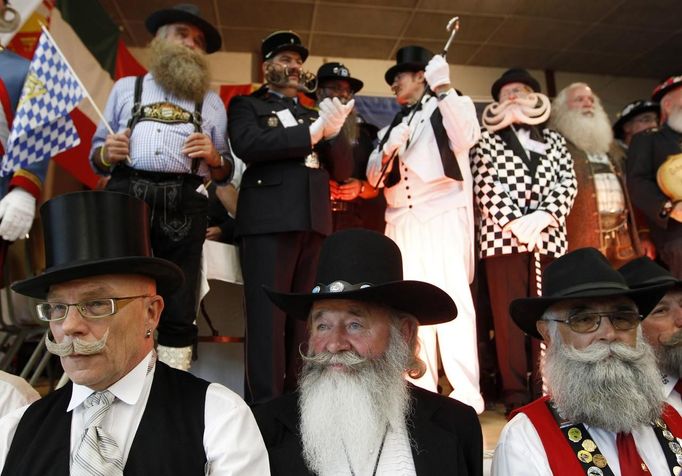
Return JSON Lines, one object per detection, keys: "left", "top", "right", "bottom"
{"left": 264, "top": 280, "right": 457, "bottom": 325}
{"left": 12, "top": 257, "right": 184, "bottom": 300}
{"left": 613, "top": 104, "right": 660, "bottom": 139}
{"left": 491, "top": 75, "right": 541, "bottom": 101}
{"left": 265, "top": 44, "right": 309, "bottom": 62}
{"left": 653, "top": 81, "right": 682, "bottom": 103}
{"left": 510, "top": 284, "right": 672, "bottom": 339}
{"left": 385, "top": 63, "right": 426, "bottom": 85}
{"left": 145, "top": 9, "right": 222, "bottom": 54}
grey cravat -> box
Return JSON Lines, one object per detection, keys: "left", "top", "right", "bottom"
{"left": 71, "top": 390, "right": 124, "bottom": 476}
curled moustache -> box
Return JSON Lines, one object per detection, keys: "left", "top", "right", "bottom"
{"left": 45, "top": 328, "right": 110, "bottom": 357}
{"left": 264, "top": 63, "right": 317, "bottom": 94}
{"left": 482, "top": 92, "right": 551, "bottom": 133}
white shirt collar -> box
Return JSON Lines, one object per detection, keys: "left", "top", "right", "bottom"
{"left": 662, "top": 373, "right": 679, "bottom": 398}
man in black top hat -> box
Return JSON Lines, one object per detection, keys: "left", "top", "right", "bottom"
{"left": 493, "top": 247, "right": 678, "bottom": 475}
{"left": 0, "top": 191, "right": 269, "bottom": 475}
{"left": 314, "top": 62, "right": 385, "bottom": 232}
{"left": 228, "top": 31, "right": 353, "bottom": 404}
{"left": 253, "top": 229, "right": 482, "bottom": 476}
{"left": 89, "top": 3, "right": 233, "bottom": 370}
{"left": 472, "top": 68, "right": 577, "bottom": 413}
{"left": 628, "top": 74, "right": 682, "bottom": 278}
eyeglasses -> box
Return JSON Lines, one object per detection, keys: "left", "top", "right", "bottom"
{"left": 36, "top": 295, "right": 151, "bottom": 322}
{"left": 544, "top": 310, "right": 642, "bottom": 334}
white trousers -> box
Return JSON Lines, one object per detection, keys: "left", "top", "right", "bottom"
{"left": 386, "top": 208, "right": 484, "bottom": 413}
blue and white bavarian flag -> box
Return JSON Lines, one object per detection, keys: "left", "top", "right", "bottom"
{"left": 1, "top": 31, "right": 84, "bottom": 177}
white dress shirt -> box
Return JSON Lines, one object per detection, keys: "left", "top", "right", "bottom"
{"left": 663, "top": 374, "right": 682, "bottom": 414}
{"left": 0, "top": 371, "right": 39, "bottom": 420}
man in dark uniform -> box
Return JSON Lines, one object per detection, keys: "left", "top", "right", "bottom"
{"left": 228, "top": 31, "right": 353, "bottom": 403}
{"left": 628, "top": 74, "right": 682, "bottom": 278}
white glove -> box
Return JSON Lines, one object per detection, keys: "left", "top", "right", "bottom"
{"left": 424, "top": 54, "right": 450, "bottom": 90}
{"left": 382, "top": 122, "right": 410, "bottom": 157}
{"left": 318, "top": 97, "right": 355, "bottom": 138}
{"left": 509, "top": 211, "right": 554, "bottom": 245}
{"left": 309, "top": 117, "right": 325, "bottom": 145}
{"left": 0, "top": 188, "right": 36, "bottom": 241}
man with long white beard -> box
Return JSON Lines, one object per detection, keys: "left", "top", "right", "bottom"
{"left": 551, "top": 83, "right": 643, "bottom": 267}
{"left": 89, "top": 4, "right": 233, "bottom": 370}
{"left": 472, "top": 68, "right": 577, "bottom": 415}
{"left": 627, "top": 75, "right": 682, "bottom": 278}
{"left": 620, "top": 256, "right": 682, "bottom": 414}
{"left": 493, "top": 247, "right": 678, "bottom": 475}
{"left": 254, "top": 229, "right": 482, "bottom": 476}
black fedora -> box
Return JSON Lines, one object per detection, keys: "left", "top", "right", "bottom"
{"left": 619, "top": 256, "right": 681, "bottom": 289}
{"left": 261, "top": 30, "right": 309, "bottom": 62}
{"left": 490, "top": 68, "right": 541, "bottom": 101}
{"left": 612, "top": 100, "right": 660, "bottom": 140}
{"left": 652, "top": 74, "right": 682, "bottom": 103}
{"left": 264, "top": 229, "right": 457, "bottom": 325}
{"left": 12, "top": 191, "right": 184, "bottom": 299}
{"left": 384, "top": 45, "right": 433, "bottom": 85}
{"left": 145, "top": 3, "right": 222, "bottom": 54}
{"left": 510, "top": 248, "right": 670, "bottom": 339}
{"left": 317, "top": 62, "right": 364, "bottom": 93}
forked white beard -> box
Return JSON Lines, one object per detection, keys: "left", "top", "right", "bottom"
{"left": 551, "top": 107, "right": 613, "bottom": 154}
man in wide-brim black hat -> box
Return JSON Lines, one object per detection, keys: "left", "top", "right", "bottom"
{"left": 252, "top": 228, "right": 482, "bottom": 476}
{"left": 492, "top": 247, "right": 682, "bottom": 475}
{"left": 0, "top": 191, "right": 270, "bottom": 474}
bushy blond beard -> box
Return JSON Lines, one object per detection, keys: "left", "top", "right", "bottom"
{"left": 550, "top": 100, "right": 613, "bottom": 155}
{"left": 148, "top": 37, "right": 210, "bottom": 103}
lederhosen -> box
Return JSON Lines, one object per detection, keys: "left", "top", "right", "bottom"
{"left": 105, "top": 76, "right": 208, "bottom": 348}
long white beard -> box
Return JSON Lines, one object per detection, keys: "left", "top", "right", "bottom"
{"left": 667, "top": 106, "right": 682, "bottom": 134}
{"left": 544, "top": 331, "right": 664, "bottom": 433}
{"left": 551, "top": 107, "right": 613, "bottom": 154}
{"left": 299, "top": 328, "right": 411, "bottom": 475}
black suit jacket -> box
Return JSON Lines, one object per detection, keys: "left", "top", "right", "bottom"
{"left": 252, "top": 385, "right": 483, "bottom": 476}
{"left": 228, "top": 89, "right": 352, "bottom": 238}
{"left": 627, "top": 124, "right": 682, "bottom": 248}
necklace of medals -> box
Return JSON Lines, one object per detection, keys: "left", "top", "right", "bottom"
{"left": 343, "top": 425, "right": 389, "bottom": 476}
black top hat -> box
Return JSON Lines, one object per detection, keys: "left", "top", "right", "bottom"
{"left": 509, "top": 248, "right": 670, "bottom": 339}
{"left": 618, "top": 256, "right": 681, "bottom": 289}
{"left": 612, "top": 100, "right": 660, "bottom": 140}
{"left": 145, "top": 3, "right": 222, "bottom": 54}
{"left": 12, "top": 191, "right": 184, "bottom": 299}
{"left": 317, "top": 62, "right": 364, "bottom": 93}
{"left": 490, "top": 68, "right": 541, "bottom": 101}
{"left": 261, "top": 31, "right": 309, "bottom": 62}
{"left": 384, "top": 45, "right": 433, "bottom": 85}
{"left": 264, "top": 229, "right": 457, "bottom": 325}
{"left": 652, "top": 74, "right": 682, "bottom": 103}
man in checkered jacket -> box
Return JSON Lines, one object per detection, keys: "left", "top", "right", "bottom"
{"left": 471, "top": 69, "right": 577, "bottom": 414}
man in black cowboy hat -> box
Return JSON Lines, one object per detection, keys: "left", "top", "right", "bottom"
{"left": 89, "top": 3, "right": 233, "bottom": 370}
{"left": 620, "top": 256, "right": 682, "bottom": 414}
{"left": 228, "top": 31, "right": 353, "bottom": 404}
{"left": 253, "top": 229, "right": 482, "bottom": 476}
{"left": 366, "top": 44, "right": 484, "bottom": 413}
{"left": 0, "top": 191, "right": 269, "bottom": 475}
{"left": 493, "top": 247, "right": 678, "bottom": 475}
{"left": 472, "top": 68, "right": 577, "bottom": 414}
{"left": 628, "top": 74, "right": 682, "bottom": 278}
{"left": 314, "top": 62, "right": 385, "bottom": 232}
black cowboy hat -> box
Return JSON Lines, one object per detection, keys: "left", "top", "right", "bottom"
{"left": 145, "top": 3, "right": 222, "bottom": 54}
{"left": 612, "top": 100, "right": 660, "bottom": 140}
{"left": 261, "top": 30, "right": 309, "bottom": 62}
{"left": 384, "top": 45, "right": 433, "bottom": 85}
{"left": 264, "top": 229, "right": 457, "bottom": 325}
{"left": 652, "top": 74, "right": 682, "bottom": 103}
{"left": 490, "top": 68, "right": 541, "bottom": 101}
{"left": 12, "top": 191, "right": 184, "bottom": 299}
{"left": 510, "top": 248, "right": 670, "bottom": 339}
{"left": 317, "top": 62, "right": 364, "bottom": 93}
{"left": 619, "top": 256, "right": 681, "bottom": 289}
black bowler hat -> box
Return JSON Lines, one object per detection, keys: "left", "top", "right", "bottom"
{"left": 618, "top": 257, "right": 681, "bottom": 289}
{"left": 317, "top": 62, "right": 363, "bottom": 93}
{"left": 384, "top": 45, "right": 433, "bottom": 85}
{"left": 612, "top": 100, "right": 660, "bottom": 140}
{"left": 652, "top": 74, "right": 682, "bottom": 103}
{"left": 261, "top": 31, "right": 309, "bottom": 62}
{"left": 510, "top": 248, "right": 670, "bottom": 339}
{"left": 12, "top": 191, "right": 184, "bottom": 299}
{"left": 264, "top": 229, "right": 457, "bottom": 325}
{"left": 490, "top": 68, "right": 541, "bottom": 101}
{"left": 145, "top": 3, "right": 222, "bottom": 54}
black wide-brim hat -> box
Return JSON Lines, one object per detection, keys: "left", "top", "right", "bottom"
{"left": 612, "top": 100, "right": 660, "bottom": 140}
{"left": 652, "top": 74, "right": 682, "bottom": 103}
{"left": 317, "top": 62, "right": 364, "bottom": 93}
{"left": 145, "top": 3, "right": 222, "bottom": 54}
{"left": 490, "top": 68, "right": 541, "bottom": 101}
{"left": 12, "top": 191, "right": 184, "bottom": 299}
{"left": 261, "top": 30, "right": 309, "bottom": 62}
{"left": 618, "top": 256, "right": 681, "bottom": 289}
{"left": 510, "top": 248, "right": 671, "bottom": 339}
{"left": 264, "top": 229, "right": 457, "bottom": 325}
{"left": 384, "top": 45, "right": 433, "bottom": 85}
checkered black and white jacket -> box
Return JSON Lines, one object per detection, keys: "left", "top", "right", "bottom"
{"left": 471, "top": 127, "right": 577, "bottom": 259}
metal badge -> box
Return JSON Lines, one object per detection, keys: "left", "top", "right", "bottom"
{"left": 329, "top": 281, "right": 345, "bottom": 293}
{"left": 582, "top": 439, "right": 597, "bottom": 452}
{"left": 670, "top": 441, "right": 682, "bottom": 455}
{"left": 267, "top": 116, "right": 279, "bottom": 128}
{"left": 586, "top": 466, "right": 603, "bottom": 476}
{"left": 592, "top": 454, "right": 607, "bottom": 469}
{"left": 656, "top": 418, "right": 668, "bottom": 430}
{"left": 568, "top": 427, "right": 582, "bottom": 442}
{"left": 664, "top": 429, "right": 675, "bottom": 441}
{"left": 577, "top": 450, "right": 592, "bottom": 464}
{"left": 677, "top": 454, "right": 682, "bottom": 465}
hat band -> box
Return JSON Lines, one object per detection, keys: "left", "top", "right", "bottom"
{"left": 552, "top": 280, "right": 629, "bottom": 298}
{"left": 311, "top": 280, "right": 373, "bottom": 294}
